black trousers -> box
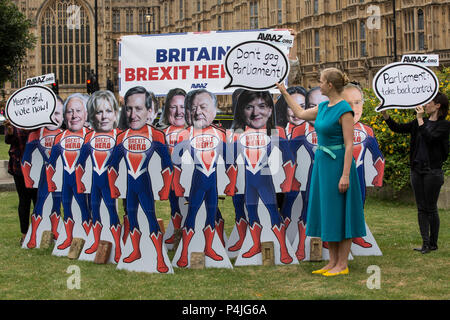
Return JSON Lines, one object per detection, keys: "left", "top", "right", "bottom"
{"left": 410, "top": 168, "right": 444, "bottom": 248}
{"left": 13, "top": 174, "right": 37, "bottom": 234}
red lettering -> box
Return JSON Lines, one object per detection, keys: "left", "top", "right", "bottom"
{"left": 208, "top": 64, "right": 219, "bottom": 79}
{"left": 148, "top": 67, "right": 159, "bottom": 81}
{"left": 221, "top": 64, "right": 226, "bottom": 78}
{"left": 179, "top": 66, "right": 190, "bottom": 79}
{"left": 125, "top": 68, "right": 135, "bottom": 81}
{"left": 137, "top": 68, "right": 147, "bottom": 81}
{"left": 160, "top": 66, "right": 172, "bottom": 80}
{"left": 194, "top": 65, "right": 208, "bottom": 79}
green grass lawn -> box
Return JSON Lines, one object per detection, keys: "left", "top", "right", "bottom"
{"left": 0, "top": 192, "right": 448, "bottom": 300}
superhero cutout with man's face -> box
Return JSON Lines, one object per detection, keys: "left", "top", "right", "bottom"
{"left": 283, "top": 85, "right": 384, "bottom": 261}
{"left": 21, "top": 98, "right": 64, "bottom": 249}
{"left": 171, "top": 89, "right": 233, "bottom": 269}
{"left": 107, "top": 86, "right": 174, "bottom": 274}
{"left": 46, "top": 94, "right": 93, "bottom": 257}
{"left": 225, "top": 90, "right": 299, "bottom": 266}
{"left": 74, "top": 90, "right": 123, "bottom": 264}
{"left": 341, "top": 84, "right": 384, "bottom": 257}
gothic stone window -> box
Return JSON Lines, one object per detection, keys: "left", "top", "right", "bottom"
{"left": 40, "top": 0, "right": 92, "bottom": 85}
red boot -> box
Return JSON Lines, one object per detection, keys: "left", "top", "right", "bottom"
{"left": 352, "top": 237, "right": 372, "bottom": 248}
{"left": 82, "top": 220, "right": 92, "bottom": 237}
{"left": 122, "top": 214, "right": 130, "bottom": 244}
{"left": 110, "top": 224, "right": 122, "bottom": 263}
{"left": 272, "top": 224, "right": 293, "bottom": 264}
{"left": 176, "top": 228, "right": 194, "bottom": 268}
{"left": 49, "top": 212, "right": 60, "bottom": 240}
{"left": 123, "top": 228, "right": 142, "bottom": 263}
{"left": 283, "top": 216, "right": 291, "bottom": 231}
{"left": 203, "top": 225, "right": 223, "bottom": 261}
{"left": 242, "top": 222, "right": 262, "bottom": 258}
{"left": 165, "top": 212, "right": 182, "bottom": 244}
{"left": 57, "top": 218, "right": 74, "bottom": 250}
{"left": 27, "top": 214, "right": 42, "bottom": 248}
{"left": 150, "top": 231, "right": 169, "bottom": 273}
{"left": 296, "top": 221, "right": 306, "bottom": 261}
{"left": 228, "top": 218, "right": 248, "bottom": 252}
{"left": 85, "top": 221, "right": 102, "bottom": 254}
{"left": 215, "top": 218, "right": 225, "bottom": 247}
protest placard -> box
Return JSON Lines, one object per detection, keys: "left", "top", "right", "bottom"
{"left": 119, "top": 29, "right": 292, "bottom": 96}
{"left": 373, "top": 62, "right": 439, "bottom": 112}
{"left": 5, "top": 85, "right": 58, "bottom": 129}
{"left": 224, "top": 40, "right": 289, "bottom": 90}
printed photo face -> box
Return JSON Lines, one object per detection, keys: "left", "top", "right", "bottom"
{"left": 65, "top": 98, "right": 87, "bottom": 132}
{"left": 126, "top": 93, "right": 150, "bottom": 130}
{"left": 94, "top": 100, "right": 117, "bottom": 132}
{"left": 308, "top": 89, "right": 329, "bottom": 109}
{"left": 191, "top": 92, "right": 216, "bottom": 129}
{"left": 48, "top": 99, "right": 64, "bottom": 130}
{"left": 243, "top": 97, "right": 272, "bottom": 129}
{"left": 287, "top": 93, "right": 305, "bottom": 125}
{"left": 342, "top": 87, "right": 363, "bottom": 123}
{"left": 168, "top": 95, "right": 185, "bottom": 127}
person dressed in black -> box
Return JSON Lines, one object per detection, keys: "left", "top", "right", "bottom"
{"left": 382, "top": 92, "right": 449, "bottom": 254}
{"left": 4, "top": 120, "right": 38, "bottom": 245}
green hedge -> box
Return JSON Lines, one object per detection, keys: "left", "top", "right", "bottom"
{"left": 361, "top": 66, "right": 450, "bottom": 191}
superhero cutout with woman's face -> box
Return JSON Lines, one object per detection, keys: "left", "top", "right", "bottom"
{"left": 226, "top": 90, "right": 298, "bottom": 266}
{"left": 75, "top": 90, "right": 123, "bottom": 263}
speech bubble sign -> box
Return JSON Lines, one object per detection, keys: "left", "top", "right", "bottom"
{"left": 373, "top": 62, "right": 439, "bottom": 112}
{"left": 224, "top": 40, "right": 289, "bottom": 91}
{"left": 6, "top": 85, "right": 57, "bottom": 129}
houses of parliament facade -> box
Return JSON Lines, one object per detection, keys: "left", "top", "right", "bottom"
{"left": 3, "top": 0, "right": 450, "bottom": 110}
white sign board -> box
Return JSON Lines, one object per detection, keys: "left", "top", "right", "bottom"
{"left": 119, "top": 29, "right": 292, "bottom": 96}
{"left": 25, "top": 73, "right": 56, "bottom": 87}
{"left": 224, "top": 40, "right": 289, "bottom": 91}
{"left": 373, "top": 63, "right": 439, "bottom": 112}
{"left": 6, "top": 85, "right": 58, "bottom": 129}
{"left": 401, "top": 54, "right": 439, "bottom": 67}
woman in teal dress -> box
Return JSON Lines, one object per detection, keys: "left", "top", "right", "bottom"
{"left": 277, "top": 68, "right": 366, "bottom": 276}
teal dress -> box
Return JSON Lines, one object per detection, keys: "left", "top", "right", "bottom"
{"left": 305, "top": 100, "right": 366, "bottom": 242}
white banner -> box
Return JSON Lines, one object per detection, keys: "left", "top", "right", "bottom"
{"left": 119, "top": 29, "right": 293, "bottom": 97}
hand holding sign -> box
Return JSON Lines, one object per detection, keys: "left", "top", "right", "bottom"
{"left": 373, "top": 63, "right": 438, "bottom": 112}
{"left": 224, "top": 41, "right": 289, "bottom": 91}
{"left": 6, "top": 85, "right": 58, "bottom": 129}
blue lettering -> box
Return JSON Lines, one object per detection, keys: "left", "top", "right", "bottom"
{"left": 156, "top": 49, "right": 167, "bottom": 63}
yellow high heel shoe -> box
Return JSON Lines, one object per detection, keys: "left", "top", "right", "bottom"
{"left": 312, "top": 268, "right": 331, "bottom": 274}
{"left": 322, "top": 267, "right": 349, "bottom": 277}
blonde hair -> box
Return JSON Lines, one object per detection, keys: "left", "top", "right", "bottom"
{"left": 87, "top": 90, "right": 119, "bottom": 130}
{"left": 321, "top": 68, "right": 349, "bottom": 93}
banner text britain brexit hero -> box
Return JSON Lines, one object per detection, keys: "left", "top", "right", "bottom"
{"left": 124, "top": 46, "right": 231, "bottom": 82}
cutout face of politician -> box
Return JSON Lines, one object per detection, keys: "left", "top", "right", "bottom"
{"left": 287, "top": 93, "right": 305, "bottom": 126}
{"left": 48, "top": 99, "right": 64, "bottom": 130}
{"left": 93, "top": 100, "right": 117, "bottom": 132}
{"left": 168, "top": 95, "right": 185, "bottom": 127}
{"left": 191, "top": 92, "right": 216, "bottom": 129}
{"left": 126, "top": 93, "right": 152, "bottom": 130}
{"left": 243, "top": 97, "right": 273, "bottom": 129}
{"left": 65, "top": 97, "right": 87, "bottom": 132}
{"left": 342, "top": 86, "right": 364, "bottom": 124}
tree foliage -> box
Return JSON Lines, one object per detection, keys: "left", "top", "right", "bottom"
{"left": 362, "top": 66, "right": 450, "bottom": 191}
{"left": 0, "top": 0, "right": 36, "bottom": 86}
